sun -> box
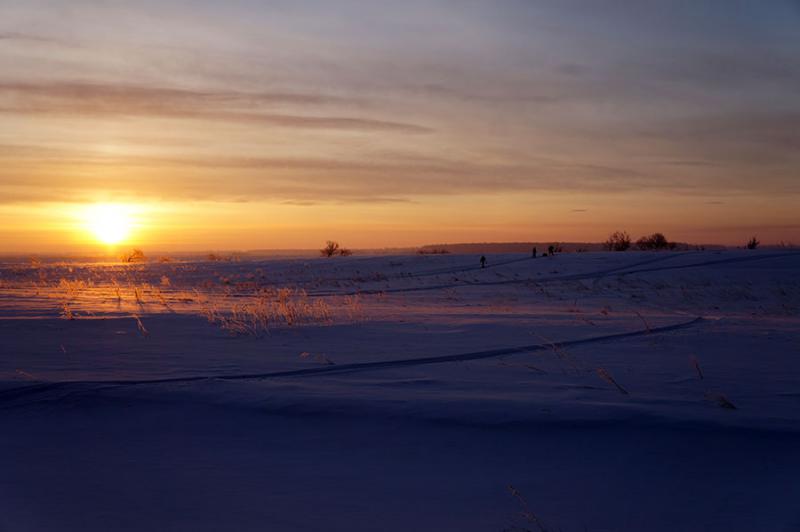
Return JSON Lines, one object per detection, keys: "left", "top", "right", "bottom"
{"left": 83, "top": 204, "right": 135, "bottom": 245}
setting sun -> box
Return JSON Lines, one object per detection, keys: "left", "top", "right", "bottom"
{"left": 82, "top": 204, "right": 135, "bottom": 245}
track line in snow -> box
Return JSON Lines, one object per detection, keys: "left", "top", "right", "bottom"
{"left": 0, "top": 317, "right": 704, "bottom": 399}
{"left": 615, "top": 252, "right": 800, "bottom": 276}
{"left": 307, "top": 253, "right": 688, "bottom": 297}
{"left": 308, "top": 251, "right": 799, "bottom": 297}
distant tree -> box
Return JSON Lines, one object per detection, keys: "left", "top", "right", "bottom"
{"left": 604, "top": 231, "right": 632, "bottom": 251}
{"left": 321, "top": 241, "right": 340, "bottom": 257}
{"left": 338, "top": 248, "right": 353, "bottom": 257}
{"left": 746, "top": 236, "right": 760, "bottom": 250}
{"left": 122, "top": 249, "right": 147, "bottom": 263}
{"left": 636, "top": 233, "right": 671, "bottom": 250}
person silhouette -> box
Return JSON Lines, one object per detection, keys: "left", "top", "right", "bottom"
{"left": 532, "top": 247, "right": 537, "bottom": 258}
{"left": 480, "top": 255, "right": 487, "bottom": 268}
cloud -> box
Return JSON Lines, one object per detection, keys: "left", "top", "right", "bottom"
{"left": 0, "top": 32, "right": 64, "bottom": 45}
{"left": 1, "top": 1, "right": 799, "bottom": 211}
{"left": 637, "top": 111, "right": 800, "bottom": 164}
{"left": 0, "top": 81, "right": 430, "bottom": 133}
{"left": 0, "top": 142, "right": 725, "bottom": 205}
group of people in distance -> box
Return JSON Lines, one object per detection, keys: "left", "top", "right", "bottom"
{"left": 479, "top": 245, "right": 557, "bottom": 268}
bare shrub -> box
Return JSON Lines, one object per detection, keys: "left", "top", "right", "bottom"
{"left": 636, "top": 232, "right": 673, "bottom": 250}
{"left": 604, "top": 230, "right": 632, "bottom": 251}
{"left": 321, "top": 241, "right": 340, "bottom": 257}
{"left": 319, "top": 242, "right": 352, "bottom": 257}
{"left": 746, "top": 236, "right": 760, "bottom": 250}
{"left": 122, "top": 249, "right": 147, "bottom": 263}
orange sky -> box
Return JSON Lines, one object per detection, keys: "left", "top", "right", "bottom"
{"left": 1, "top": 1, "right": 798, "bottom": 252}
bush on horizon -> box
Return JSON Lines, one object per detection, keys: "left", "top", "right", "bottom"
{"left": 121, "top": 249, "right": 147, "bottom": 263}
{"left": 636, "top": 233, "right": 676, "bottom": 251}
{"left": 321, "top": 241, "right": 353, "bottom": 257}
{"left": 604, "top": 231, "right": 632, "bottom": 251}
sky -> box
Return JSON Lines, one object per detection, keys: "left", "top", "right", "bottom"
{"left": 1, "top": 0, "right": 799, "bottom": 252}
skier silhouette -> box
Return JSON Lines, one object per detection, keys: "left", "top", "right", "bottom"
{"left": 480, "top": 255, "right": 487, "bottom": 268}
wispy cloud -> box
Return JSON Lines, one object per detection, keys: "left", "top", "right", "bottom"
{"left": 1, "top": 142, "right": 782, "bottom": 206}
{"left": 0, "top": 81, "right": 430, "bottom": 132}
{"left": 0, "top": 32, "right": 64, "bottom": 45}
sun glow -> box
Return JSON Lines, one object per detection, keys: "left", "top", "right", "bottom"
{"left": 82, "top": 204, "right": 136, "bottom": 245}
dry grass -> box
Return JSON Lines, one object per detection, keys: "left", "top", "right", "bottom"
{"left": 595, "top": 367, "right": 629, "bottom": 395}
{"left": 634, "top": 311, "right": 652, "bottom": 333}
{"left": 690, "top": 355, "right": 704, "bottom": 380}
{"left": 705, "top": 391, "right": 736, "bottom": 409}
{"left": 133, "top": 315, "right": 149, "bottom": 337}
{"left": 533, "top": 333, "right": 582, "bottom": 374}
{"left": 497, "top": 361, "right": 547, "bottom": 374}
{"left": 203, "top": 288, "right": 334, "bottom": 336}
{"left": 58, "top": 278, "right": 89, "bottom": 296}
{"left": 60, "top": 302, "right": 75, "bottom": 320}
{"left": 15, "top": 369, "right": 37, "bottom": 381}
{"left": 506, "top": 485, "right": 549, "bottom": 532}
{"left": 299, "top": 352, "right": 336, "bottom": 365}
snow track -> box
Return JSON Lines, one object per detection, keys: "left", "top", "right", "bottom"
{"left": 0, "top": 316, "right": 703, "bottom": 398}
{"left": 310, "top": 251, "right": 799, "bottom": 297}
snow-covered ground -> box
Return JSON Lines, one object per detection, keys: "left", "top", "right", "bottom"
{"left": 1, "top": 250, "right": 799, "bottom": 531}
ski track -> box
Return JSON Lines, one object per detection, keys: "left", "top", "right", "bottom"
{"left": 400, "top": 254, "right": 534, "bottom": 278}
{"left": 0, "top": 316, "right": 704, "bottom": 401}
{"left": 309, "top": 251, "right": 798, "bottom": 297}
{"left": 183, "top": 251, "right": 690, "bottom": 300}
{"left": 307, "top": 252, "right": 686, "bottom": 296}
